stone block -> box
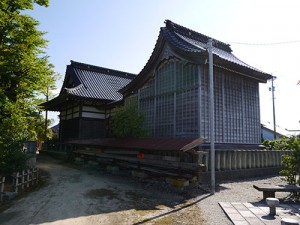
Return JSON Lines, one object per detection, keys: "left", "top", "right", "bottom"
{"left": 281, "top": 218, "right": 299, "bottom": 225}
{"left": 266, "top": 197, "right": 279, "bottom": 216}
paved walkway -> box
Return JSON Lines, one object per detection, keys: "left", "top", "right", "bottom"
{"left": 219, "top": 202, "right": 300, "bottom": 225}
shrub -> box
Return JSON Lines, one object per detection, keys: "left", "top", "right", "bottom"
{"left": 263, "top": 136, "right": 300, "bottom": 185}
{"left": 0, "top": 142, "right": 28, "bottom": 176}
{"left": 111, "top": 101, "right": 147, "bottom": 138}
{"left": 280, "top": 147, "right": 300, "bottom": 185}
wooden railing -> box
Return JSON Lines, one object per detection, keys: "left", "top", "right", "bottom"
{"left": 0, "top": 177, "right": 5, "bottom": 202}
{"left": 13, "top": 168, "right": 39, "bottom": 193}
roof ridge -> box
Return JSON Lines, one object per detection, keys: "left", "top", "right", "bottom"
{"left": 164, "top": 20, "right": 232, "bottom": 53}
{"left": 70, "top": 60, "right": 136, "bottom": 79}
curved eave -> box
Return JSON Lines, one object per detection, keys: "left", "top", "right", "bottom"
{"left": 119, "top": 28, "right": 202, "bottom": 95}
{"left": 39, "top": 94, "right": 68, "bottom": 111}
{"left": 213, "top": 55, "right": 272, "bottom": 83}
{"left": 166, "top": 30, "right": 272, "bottom": 82}
{"left": 120, "top": 30, "right": 167, "bottom": 96}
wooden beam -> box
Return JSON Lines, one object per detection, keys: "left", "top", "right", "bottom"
{"left": 74, "top": 150, "right": 202, "bottom": 171}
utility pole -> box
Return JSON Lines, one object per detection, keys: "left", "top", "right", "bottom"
{"left": 45, "top": 87, "right": 49, "bottom": 140}
{"left": 270, "top": 76, "right": 277, "bottom": 139}
{"left": 208, "top": 39, "right": 215, "bottom": 194}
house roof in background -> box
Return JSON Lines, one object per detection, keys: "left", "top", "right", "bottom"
{"left": 261, "top": 123, "right": 288, "bottom": 137}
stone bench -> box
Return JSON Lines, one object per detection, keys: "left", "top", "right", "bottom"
{"left": 253, "top": 184, "right": 300, "bottom": 199}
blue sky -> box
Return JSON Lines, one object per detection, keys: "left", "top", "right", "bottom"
{"left": 28, "top": 0, "right": 300, "bottom": 133}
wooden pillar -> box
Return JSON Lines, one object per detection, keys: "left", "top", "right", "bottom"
{"left": 21, "top": 171, "right": 25, "bottom": 190}
{"left": 0, "top": 177, "right": 5, "bottom": 202}
{"left": 14, "top": 172, "right": 19, "bottom": 193}
{"left": 197, "top": 65, "right": 202, "bottom": 138}
{"left": 153, "top": 72, "right": 157, "bottom": 136}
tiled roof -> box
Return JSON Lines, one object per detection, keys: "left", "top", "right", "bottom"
{"left": 63, "top": 61, "right": 136, "bottom": 101}
{"left": 41, "top": 61, "right": 136, "bottom": 110}
{"left": 121, "top": 20, "right": 272, "bottom": 94}
{"left": 163, "top": 20, "right": 268, "bottom": 75}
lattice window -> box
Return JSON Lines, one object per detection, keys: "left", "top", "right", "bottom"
{"left": 137, "top": 60, "right": 261, "bottom": 144}
{"left": 139, "top": 60, "right": 199, "bottom": 138}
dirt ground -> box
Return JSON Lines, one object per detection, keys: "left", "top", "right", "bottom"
{"left": 0, "top": 154, "right": 206, "bottom": 225}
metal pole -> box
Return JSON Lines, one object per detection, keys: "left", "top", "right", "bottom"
{"left": 208, "top": 39, "right": 215, "bottom": 194}
{"left": 45, "top": 87, "right": 49, "bottom": 140}
{"left": 271, "top": 76, "right": 276, "bottom": 139}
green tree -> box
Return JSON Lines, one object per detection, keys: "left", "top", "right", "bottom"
{"left": 0, "top": 0, "right": 58, "bottom": 174}
{"left": 111, "top": 101, "right": 147, "bottom": 138}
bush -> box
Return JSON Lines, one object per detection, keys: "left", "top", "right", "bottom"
{"left": 111, "top": 101, "right": 147, "bottom": 138}
{"left": 262, "top": 136, "right": 299, "bottom": 150}
{"left": 280, "top": 148, "right": 300, "bottom": 185}
{"left": 263, "top": 136, "right": 300, "bottom": 185}
{"left": 0, "top": 143, "right": 28, "bottom": 176}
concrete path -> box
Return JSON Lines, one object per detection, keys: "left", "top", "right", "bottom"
{"left": 219, "top": 202, "right": 300, "bottom": 225}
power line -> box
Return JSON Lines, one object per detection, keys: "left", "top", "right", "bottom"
{"left": 229, "top": 40, "right": 300, "bottom": 46}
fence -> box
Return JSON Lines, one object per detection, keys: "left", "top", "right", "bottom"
{"left": 13, "top": 168, "right": 39, "bottom": 193}
{"left": 200, "top": 149, "right": 292, "bottom": 171}
{"left": 0, "top": 177, "right": 5, "bottom": 202}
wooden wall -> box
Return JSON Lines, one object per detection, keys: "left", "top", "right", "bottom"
{"left": 136, "top": 59, "right": 261, "bottom": 144}
{"left": 59, "top": 104, "right": 108, "bottom": 141}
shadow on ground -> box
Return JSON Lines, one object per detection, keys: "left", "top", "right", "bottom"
{"left": 0, "top": 153, "right": 208, "bottom": 225}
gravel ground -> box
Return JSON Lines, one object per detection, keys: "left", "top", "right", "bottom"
{"left": 196, "top": 176, "right": 289, "bottom": 225}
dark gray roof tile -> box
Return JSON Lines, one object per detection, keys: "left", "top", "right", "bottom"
{"left": 163, "top": 20, "right": 270, "bottom": 76}
{"left": 65, "top": 61, "right": 136, "bottom": 101}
